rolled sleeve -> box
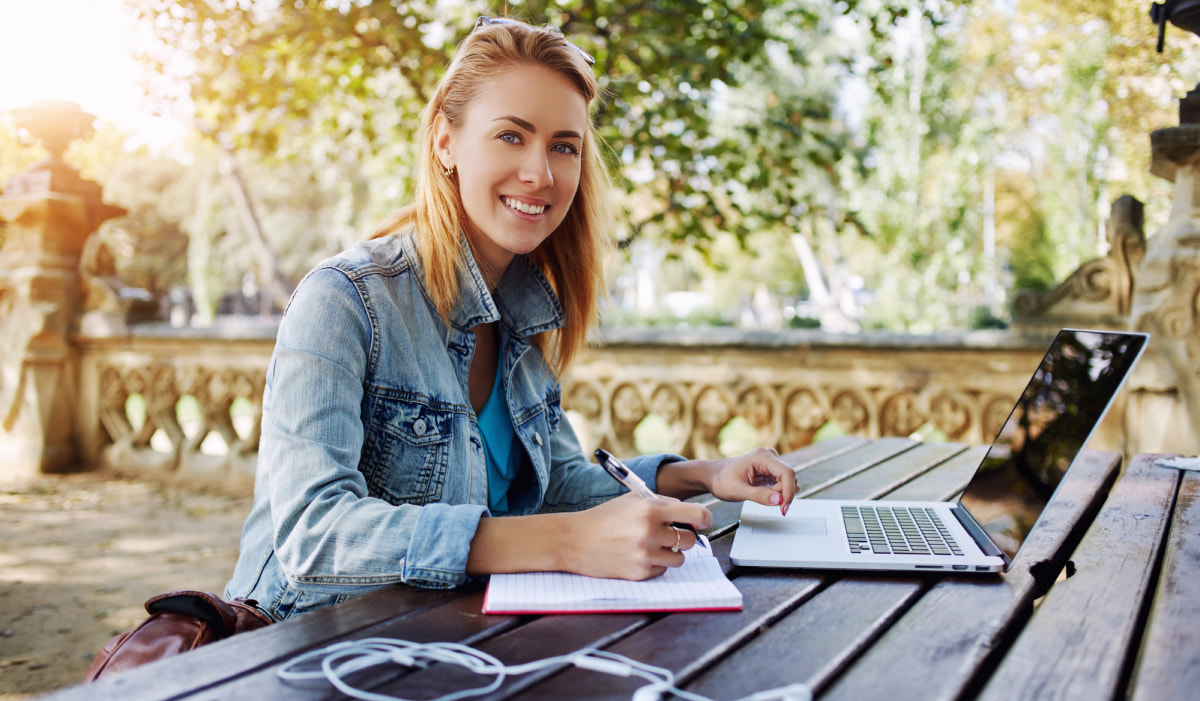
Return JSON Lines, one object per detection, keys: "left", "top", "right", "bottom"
{"left": 401, "top": 503, "right": 490, "bottom": 588}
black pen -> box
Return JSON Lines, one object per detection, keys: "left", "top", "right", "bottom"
{"left": 594, "top": 448, "right": 706, "bottom": 549}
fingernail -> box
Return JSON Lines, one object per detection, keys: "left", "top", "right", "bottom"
{"left": 769, "top": 493, "right": 782, "bottom": 506}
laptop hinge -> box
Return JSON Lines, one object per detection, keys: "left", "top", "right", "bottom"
{"left": 951, "top": 505, "right": 1009, "bottom": 564}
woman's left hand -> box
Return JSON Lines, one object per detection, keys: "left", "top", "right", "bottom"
{"left": 657, "top": 448, "right": 797, "bottom": 515}
{"left": 707, "top": 448, "right": 796, "bottom": 515}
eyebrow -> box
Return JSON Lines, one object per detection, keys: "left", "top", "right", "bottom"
{"left": 494, "top": 115, "right": 583, "bottom": 140}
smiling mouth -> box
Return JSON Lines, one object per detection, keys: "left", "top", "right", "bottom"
{"left": 503, "top": 197, "right": 547, "bottom": 216}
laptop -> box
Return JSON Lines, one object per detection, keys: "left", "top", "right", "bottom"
{"left": 730, "top": 328, "right": 1148, "bottom": 574}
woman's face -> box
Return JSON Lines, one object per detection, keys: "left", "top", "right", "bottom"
{"left": 436, "top": 63, "right": 589, "bottom": 282}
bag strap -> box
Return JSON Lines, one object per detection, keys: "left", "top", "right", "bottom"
{"left": 145, "top": 591, "right": 237, "bottom": 638}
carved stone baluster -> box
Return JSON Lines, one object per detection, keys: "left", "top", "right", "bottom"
{"left": 928, "top": 390, "right": 973, "bottom": 442}
{"left": 204, "top": 370, "right": 241, "bottom": 453}
{"left": 563, "top": 379, "right": 606, "bottom": 453}
{"left": 783, "top": 388, "right": 829, "bottom": 451}
{"left": 0, "top": 101, "right": 124, "bottom": 477}
{"left": 609, "top": 382, "right": 646, "bottom": 456}
{"left": 149, "top": 365, "right": 186, "bottom": 465}
{"left": 649, "top": 383, "right": 690, "bottom": 455}
{"left": 692, "top": 386, "right": 732, "bottom": 460}
{"left": 980, "top": 395, "right": 1018, "bottom": 445}
{"left": 830, "top": 390, "right": 871, "bottom": 437}
{"left": 241, "top": 371, "right": 266, "bottom": 454}
{"left": 880, "top": 391, "right": 925, "bottom": 438}
{"left": 97, "top": 365, "right": 132, "bottom": 445}
{"left": 737, "top": 385, "right": 778, "bottom": 453}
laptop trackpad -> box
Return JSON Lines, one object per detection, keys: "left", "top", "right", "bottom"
{"left": 752, "top": 517, "right": 827, "bottom": 536}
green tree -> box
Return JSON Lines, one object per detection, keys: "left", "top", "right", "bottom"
{"left": 964, "top": 0, "right": 1197, "bottom": 299}
{"left": 123, "top": 0, "right": 1182, "bottom": 332}
{"left": 69, "top": 126, "right": 191, "bottom": 298}
{"left": 132, "top": 0, "right": 944, "bottom": 244}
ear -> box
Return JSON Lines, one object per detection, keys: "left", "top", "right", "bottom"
{"left": 433, "top": 113, "right": 455, "bottom": 172}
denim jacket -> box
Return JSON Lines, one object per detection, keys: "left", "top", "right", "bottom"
{"left": 225, "top": 232, "right": 679, "bottom": 620}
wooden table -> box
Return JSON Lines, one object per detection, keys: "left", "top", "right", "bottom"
{"left": 47, "top": 437, "right": 1200, "bottom": 701}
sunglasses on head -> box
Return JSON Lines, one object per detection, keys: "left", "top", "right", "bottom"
{"left": 474, "top": 16, "right": 596, "bottom": 67}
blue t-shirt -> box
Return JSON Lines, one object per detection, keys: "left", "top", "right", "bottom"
{"left": 477, "top": 367, "right": 521, "bottom": 514}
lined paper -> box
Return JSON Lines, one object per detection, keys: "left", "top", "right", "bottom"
{"left": 482, "top": 537, "right": 743, "bottom": 614}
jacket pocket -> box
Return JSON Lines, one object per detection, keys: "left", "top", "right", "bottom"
{"left": 360, "top": 393, "right": 454, "bottom": 506}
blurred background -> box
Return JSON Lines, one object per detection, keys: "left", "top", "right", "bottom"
{"left": 4, "top": 0, "right": 1194, "bottom": 335}
{"left": 4, "top": 7, "right": 1198, "bottom": 694}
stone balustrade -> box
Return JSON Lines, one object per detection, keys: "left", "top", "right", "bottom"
{"left": 75, "top": 322, "right": 1127, "bottom": 493}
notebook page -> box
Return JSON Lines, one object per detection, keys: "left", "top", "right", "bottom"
{"left": 483, "top": 537, "right": 742, "bottom": 613}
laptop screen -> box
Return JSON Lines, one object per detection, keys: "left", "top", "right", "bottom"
{"left": 957, "top": 329, "right": 1147, "bottom": 560}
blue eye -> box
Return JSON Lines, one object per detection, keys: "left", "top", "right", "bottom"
{"left": 553, "top": 143, "right": 581, "bottom": 156}
{"left": 499, "top": 131, "right": 521, "bottom": 144}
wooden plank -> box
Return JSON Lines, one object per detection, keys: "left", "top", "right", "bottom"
{"left": 973, "top": 453, "right": 1178, "bottom": 701}
{"left": 329, "top": 613, "right": 651, "bottom": 701}
{"left": 793, "top": 437, "right": 920, "bottom": 497}
{"left": 43, "top": 584, "right": 473, "bottom": 701}
{"left": 174, "top": 589, "right": 521, "bottom": 700}
{"left": 817, "top": 450, "right": 1121, "bottom": 701}
{"left": 780, "top": 434, "right": 868, "bottom": 468}
{"left": 509, "top": 572, "right": 827, "bottom": 700}
{"left": 1126, "top": 463, "right": 1200, "bottom": 701}
{"left": 685, "top": 577, "right": 929, "bottom": 699}
{"left": 816, "top": 442, "right": 969, "bottom": 500}
{"left": 884, "top": 444, "right": 989, "bottom": 501}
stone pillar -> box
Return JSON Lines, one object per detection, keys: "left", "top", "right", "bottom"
{"left": 0, "top": 100, "right": 124, "bottom": 478}
{"left": 1128, "top": 106, "right": 1200, "bottom": 455}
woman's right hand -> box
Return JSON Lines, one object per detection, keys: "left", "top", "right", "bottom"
{"left": 559, "top": 493, "right": 713, "bottom": 580}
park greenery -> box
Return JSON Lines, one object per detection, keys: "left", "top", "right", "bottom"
{"left": 3, "top": 0, "right": 1198, "bottom": 332}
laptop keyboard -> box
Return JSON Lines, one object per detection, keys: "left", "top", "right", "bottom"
{"left": 842, "top": 505, "right": 964, "bottom": 556}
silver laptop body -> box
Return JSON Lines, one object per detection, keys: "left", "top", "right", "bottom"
{"left": 730, "top": 328, "right": 1148, "bottom": 574}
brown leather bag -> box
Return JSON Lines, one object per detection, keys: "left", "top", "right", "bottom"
{"left": 84, "top": 590, "right": 273, "bottom": 682}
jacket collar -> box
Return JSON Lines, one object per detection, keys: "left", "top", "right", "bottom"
{"left": 401, "top": 230, "right": 565, "bottom": 339}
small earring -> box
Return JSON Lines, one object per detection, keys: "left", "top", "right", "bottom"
{"left": 444, "top": 165, "right": 455, "bottom": 177}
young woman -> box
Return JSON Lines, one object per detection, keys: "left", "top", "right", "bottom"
{"left": 224, "top": 17, "right": 796, "bottom": 621}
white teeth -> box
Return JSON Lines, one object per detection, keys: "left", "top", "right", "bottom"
{"left": 503, "top": 197, "right": 546, "bottom": 215}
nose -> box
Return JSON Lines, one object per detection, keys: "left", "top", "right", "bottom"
{"left": 519, "top": 150, "right": 553, "bottom": 190}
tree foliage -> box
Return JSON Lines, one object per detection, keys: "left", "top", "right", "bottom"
{"left": 56, "top": 0, "right": 1193, "bottom": 331}
{"left": 131, "top": 0, "right": 947, "bottom": 246}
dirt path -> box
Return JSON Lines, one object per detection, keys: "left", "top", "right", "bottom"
{"left": 0, "top": 471, "right": 251, "bottom": 700}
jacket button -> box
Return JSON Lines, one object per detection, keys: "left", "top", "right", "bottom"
{"left": 413, "top": 418, "right": 427, "bottom": 435}
{"left": 533, "top": 432, "right": 543, "bottom": 446}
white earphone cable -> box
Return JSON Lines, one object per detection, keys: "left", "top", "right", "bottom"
{"left": 277, "top": 637, "right": 811, "bottom": 701}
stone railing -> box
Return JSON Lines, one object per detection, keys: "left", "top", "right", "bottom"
{"left": 75, "top": 322, "right": 1121, "bottom": 493}
{"left": 74, "top": 321, "right": 278, "bottom": 491}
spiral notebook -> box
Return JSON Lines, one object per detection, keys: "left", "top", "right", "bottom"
{"left": 482, "top": 536, "right": 742, "bottom": 614}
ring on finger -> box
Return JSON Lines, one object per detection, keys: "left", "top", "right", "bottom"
{"left": 670, "top": 526, "right": 681, "bottom": 553}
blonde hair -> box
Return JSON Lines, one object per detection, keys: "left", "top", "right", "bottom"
{"left": 373, "top": 19, "right": 612, "bottom": 377}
